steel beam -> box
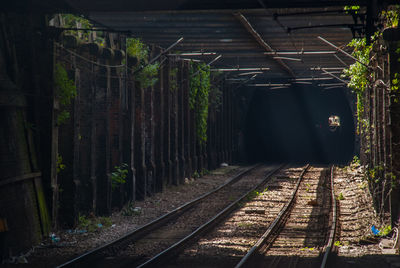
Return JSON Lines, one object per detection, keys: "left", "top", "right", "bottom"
{"left": 210, "top": 67, "right": 270, "bottom": 72}
{"left": 233, "top": 12, "right": 296, "bottom": 78}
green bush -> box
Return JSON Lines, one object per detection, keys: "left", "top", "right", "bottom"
{"left": 111, "top": 163, "right": 129, "bottom": 190}
{"left": 126, "top": 38, "right": 159, "bottom": 88}
{"left": 189, "top": 62, "right": 211, "bottom": 146}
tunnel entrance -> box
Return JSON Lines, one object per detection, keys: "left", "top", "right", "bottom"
{"left": 245, "top": 85, "right": 355, "bottom": 164}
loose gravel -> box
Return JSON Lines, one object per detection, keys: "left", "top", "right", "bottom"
{"left": 15, "top": 165, "right": 247, "bottom": 267}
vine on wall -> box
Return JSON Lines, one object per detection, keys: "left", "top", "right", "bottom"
{"left": 341, "top": 5, "right": 400, "bottom": 220}
{"left": 189, "top": 62, "right": 211, "bottom": 146}
{"left": 342, "top": 5, "right": 400, "bottom": 134}
{"left": 342, "top": 38, "right": 371, "bottom": 133}
{"left": 54, "top": 63, "right": 77, "bottom": 125}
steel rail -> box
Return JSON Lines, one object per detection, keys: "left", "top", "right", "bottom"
{"left": 136, "top": 164, "right": 285, "bottom": 268}
{"left": 234, "top": 164, "right": 310, "bottom": 268}
{"left": 320, "top": 165, "right": 337, "bottom": 268}
{"left": 56, "top": 164, "right": 259, "bottom": 268}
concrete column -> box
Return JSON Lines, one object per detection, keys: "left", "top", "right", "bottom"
{"left": 178, "top": 61, "right": 185, "bottom": 183}
{"left": 183, "top": 61, "right": 191, "bottom": 178}
{"left": 134, "top": 80, "right": 146, "bottom": 200}
{"left": 144, "top": 48, "right": 156, "bottom": 195}
{"left": 163, "top": 60, "right": 172, "bottom": 185}
{"left": 154, "top": 56, "right": 165, "bottom": 192}
{"left": 170, "top": 60, "right": 179, "bottom": 185}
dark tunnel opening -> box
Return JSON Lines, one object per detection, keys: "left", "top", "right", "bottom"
{"left": 244, "top": 85, "right": 355, "bottom": 165}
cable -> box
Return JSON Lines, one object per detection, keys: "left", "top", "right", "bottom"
{"left": 55, "top": 42, "right": 126, "bottom": 68}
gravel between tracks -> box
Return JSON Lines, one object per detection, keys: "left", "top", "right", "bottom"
{"left": 167, "top": 165, "right": 307, "bottom": 267}
{"left": 113, "top": 164, "right": 277, "bottom": 265}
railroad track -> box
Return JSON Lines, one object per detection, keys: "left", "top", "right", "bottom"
{"left": 234, "top": 165, "right": 337, "bottom": 268}
{"left": 162, "top": 165, "right": 337, "bottom": 268}
{"left": 57, "top": 164, "right": 282, "bottom": 268}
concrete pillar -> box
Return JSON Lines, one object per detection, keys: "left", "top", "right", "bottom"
{"left": 178, "top": 61, "right": 185, "bottom": 183}
{"left": 154, "top": 57, "right": 165, "bottom": 192}
{"left": 183, "top": 61, "right": 192, "bottom": 178}
{"left": 163, "top": 60, "right": 172, "bottom": 185}
{"left": 134, "top": 80, "right": 146, "bottom": 200}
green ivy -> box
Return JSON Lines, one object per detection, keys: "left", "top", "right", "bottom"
{"left": 136, "top": 62, "right": 160, "bottom": 88}
{"left": 189, "top": 62, "right": 211, "bottom": 146}
{"left": 54, "top": 63, "right": 77, "bottom": 125}
{"left": 59, "top": 14, "right": 100, "bottom": 43}
{"left": 344, "top": 5, "right": 361, "bottom": 14}
{"left": 342, "top": 38, "right": 372, "bottom": 132}
{"left": 56, "top": 154, "right": 66, "bottom": 173}
{"left": 380, "top": 5, "right": 400, "bottom": 28}
{"left": 126, "top": 38, "right": 148, "bottom": 62}
{"left": 111, "top": 163, "right": 128, "bottom": 190}
{"left": 61, "top": 14, "right": 92, "bottom": 29}
{"left": 126, "top": 38, "right": 159, "bottom": 88}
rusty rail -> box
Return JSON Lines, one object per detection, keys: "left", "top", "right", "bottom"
{"left": 234, "top": 165, "right": 310, "bottom": 268}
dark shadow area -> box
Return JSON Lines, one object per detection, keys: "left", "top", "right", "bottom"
{"left": 167, "top": 254, "right": 395, "bottom": 268}
{"left": 244, "top": 85, "right": 355, "bottom": 164}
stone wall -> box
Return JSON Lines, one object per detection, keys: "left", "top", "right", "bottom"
{"left": 0, "top": 13, "right": 52, "bottom": 258}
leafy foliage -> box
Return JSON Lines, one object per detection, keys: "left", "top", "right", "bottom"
{"left": 126, "top": 38, "right": 159, "bottom": 88}
{"left": 136, "top": 62, "right": 160, "bottom": 88}
{"left": 392, "top": 73, "right": 400, "bottom": 99}
{"left": 380, "top": 5, "right": 400, "bottom": 28}
{"left": 54, "top": 63, "right": 77, "bottom": 125}
{"left": 56, "top": 154, "right": 66, "bottom": 174}
{"left": 334, "top": 241, "right": 343, "bottom": 247}
{"left": 60, "top": 14, "right": 100, "bottom": 43}
{"left": 77, "top": 214, "right": 112, "bottom": 232}
{"left": 189, "top": 62, "right": 211, "bottom": 146}
{"left": 380, "top": 225, "right": 392, "bottom": 236}
{"left": 126, "top": 38, "right": 148, "bottom": 61}
{"left": 344, "top": 5, "right": 360, "bottom": 14}
{"left": 342, "top": 38, "right": 371, "bottom": 94}
{"left": 61, "top": 14, "right": 92, "bottom": 29}
{"left": 111, "top": 163, "right": 129, "bottom": 190}
{"left": 342, "top": 38, "right": 371, "bottom": 132}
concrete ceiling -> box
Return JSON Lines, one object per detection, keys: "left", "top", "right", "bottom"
{"left": 90, "top": 7, "right": 359, "bottom": 86}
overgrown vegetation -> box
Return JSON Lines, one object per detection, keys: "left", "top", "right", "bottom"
{"left": 60, "top": 14, "right": 93, "bottom": 41}
{"left": 334, "top": 241, "right": 343, "bottom": 247}
{"left": 77, "top": 214, "right": 112, "bottom": 232}
{"left": 111, "top": 163, "right": 129, "bottom": 190}
{"left": 342, "top": 38, "right": 371, "bottom": 133}
{"left": 56, "top": 154, "right": 66, "bottom": 173}
{"left": 379, "top": 225, "right": 392, "bottom": 236}
{"left": 381, "top": 6, "right": 400, "bottom": 28}
{"left": 192, "top": 168, "right": 210, "bottom": 179}
{"left": 341, "top": 6, "right": 400, "bottom": 213}
{"left": 126, "top": 38, "right": 159, "bottom": 88}
{"left": 54, "top": 63, "right": 77, "bottom": 125}
{"left": 189, "top": 62, "right": 211, "bottom": 146}
{"left": 341, "top": 5, "right": 399, "bottom": 134}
